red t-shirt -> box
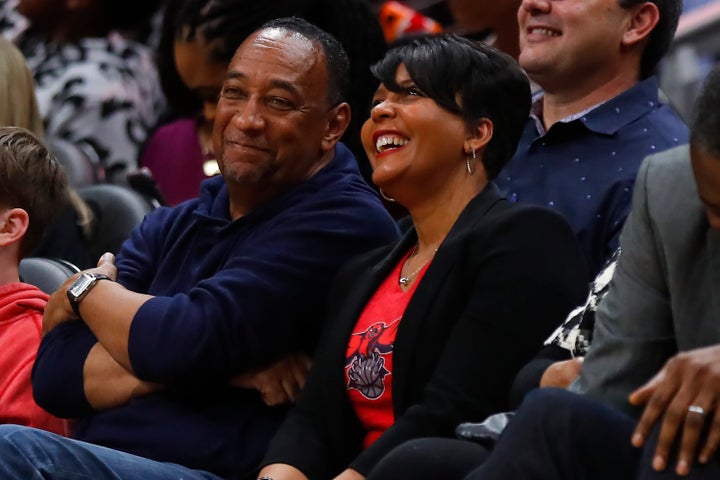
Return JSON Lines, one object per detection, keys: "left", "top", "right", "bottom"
{"left": 345, "top": 250, "right": 430, "bottom": 448}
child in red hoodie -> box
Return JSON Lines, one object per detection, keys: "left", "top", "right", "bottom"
{"left": 0, "top": 126, "right": 69, "bottom": 435}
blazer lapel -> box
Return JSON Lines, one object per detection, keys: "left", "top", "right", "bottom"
{"left": 392, "top": 184, "right": 506, "bottom": 410}
{"left": 329, "top": 232, "right": 419, "bottom": 366}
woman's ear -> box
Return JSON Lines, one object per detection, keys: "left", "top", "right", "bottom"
{"left": 321, "top": 102, "right": 352, "bottom": 153}
{"left": 464, "top": 118, "right": 493, "bottom": 157}
{"left": 0, "top": 208, "right": 30, "bottom": 248}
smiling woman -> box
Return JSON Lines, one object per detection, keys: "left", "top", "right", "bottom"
{"left": 257, "top": 33, "right": 590, "bottom": 480}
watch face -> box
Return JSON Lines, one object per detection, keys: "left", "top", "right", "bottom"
{"left": 68, "top": 274, "right": 96, "bottom": 299}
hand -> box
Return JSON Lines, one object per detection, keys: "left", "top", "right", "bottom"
{"left": 42, "top": 272, "right": 82, "bottom": 336}
{"left": 333, "top": 468, "right": 364, "bottom": 480}
{"left": 42, "top": 252, "right": 118, "bottom": 336}
{"left": 93, "top": 252, "right": 118, "bottom": 280}
{"left": 539, "top": 357, "right": 584, "bottom": 388}
{"left": 257, "top": 463, "right": 309, "bottom": 480}
{"left": 629, "top": 345, "right": 720, "bottom": 476}
{"left": 230, "top": 353, "right": 312, "bottom": 406}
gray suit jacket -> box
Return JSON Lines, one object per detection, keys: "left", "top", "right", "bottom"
{"left": 570, "top": 144, "right": 720, "bottom": 415}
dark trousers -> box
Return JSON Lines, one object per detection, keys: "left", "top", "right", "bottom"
{"left": 367, "top": 437, "right": 490, "bottom": 480}
{"left": 465, "top": 388, "right": 720, "bottom": 480}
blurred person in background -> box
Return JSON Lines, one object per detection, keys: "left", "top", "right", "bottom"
{"left": 0, "top": 0, "right": 166, "bottom": 184}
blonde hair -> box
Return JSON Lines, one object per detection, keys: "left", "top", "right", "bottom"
{"left": 0, "top": 37, "right": 44, "bottom": 136}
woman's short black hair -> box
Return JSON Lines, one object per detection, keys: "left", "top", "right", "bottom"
{"left": 371, "top": 34, "right": 531, "bottom": 179}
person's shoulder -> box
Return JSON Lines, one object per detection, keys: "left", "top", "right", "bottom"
{"left": 624, "top": 80, "right": 689, "bottom": 143}
{"left": 310, "top": 143, "right": 372, "bottom": 191}
{"left": 480, "top": 187, "right": 566, "bottom": 222}
{"left": 637, "top": 144, "right": 693, "bottom": 189}
{"left": 643, "top": 102, "right": 690, "bottom": 139}
{"left": 298, "top": 146, "right": 397, "bottom": 222}
{"left": 0, "top": 282, "right": 48, "bottom": 318}
{"left": 141, "top": 117, "right": 198, "bottom": 158}
{"left": 628, "top": 146, "right": 701, "bottom": 238}
{"left": 148, "top": 117, "right": 196, "bottom": 138}
{"left": 455, "top": 189, "right": 575, "bottom": 246}
{"left": 333, "top": 237, "right": 399, "bottom": 281}
{"left": 138, "top": 195, "right": 201, "bottom": 231}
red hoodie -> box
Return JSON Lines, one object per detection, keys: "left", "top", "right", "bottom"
{"left": 0, "top": 282, "right": 67, "bottom": 435}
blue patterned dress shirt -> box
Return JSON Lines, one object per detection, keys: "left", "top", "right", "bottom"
{"left": 496, "top": 76, "right": 688, "bottom": 276}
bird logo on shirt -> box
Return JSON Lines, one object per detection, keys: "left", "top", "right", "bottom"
{"left": 346, "top": 318, "right": 400, "bottom": 399}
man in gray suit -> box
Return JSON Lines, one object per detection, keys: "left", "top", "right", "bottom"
{"left": 463, "top": 67, "right": 720, "bottom": 480}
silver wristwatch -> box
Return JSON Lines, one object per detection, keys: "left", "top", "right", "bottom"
{"left": 67, "top": 273, "right": 112, "bottom": 317}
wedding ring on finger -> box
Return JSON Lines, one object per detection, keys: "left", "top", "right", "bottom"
{"left": 688, "top": 405, "right": 706, "bottom": 416}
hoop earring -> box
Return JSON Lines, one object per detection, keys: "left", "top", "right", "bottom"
{"left": 379, "top": 188, "right": 396, "bottom": 202}
{"left": 466, "top": 148, "right": 476, "bottom": 175}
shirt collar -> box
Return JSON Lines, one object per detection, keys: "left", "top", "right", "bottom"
{"left": 530, "top": 76, "right": 661, "bottom": 136}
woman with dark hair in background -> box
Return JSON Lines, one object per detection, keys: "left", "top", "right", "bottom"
{"left": 256, "top": 33, "right": 589, "bottom": 480}
{"left": 141, "top": 0, "right": 388, "bottom": 206}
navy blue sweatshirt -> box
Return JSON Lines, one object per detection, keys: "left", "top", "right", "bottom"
{"left": 33, "top": 143, "right": 400, "bottom": 479}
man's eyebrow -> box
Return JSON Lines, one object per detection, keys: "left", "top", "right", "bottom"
{"left": 225, "top": 71, "right": 245, "bottom": 81}
{"left": 223, "top": 72, "right": 300, "bottom": 97}
{"left": 269, "top": 79, "right": 301, "bottom": 97}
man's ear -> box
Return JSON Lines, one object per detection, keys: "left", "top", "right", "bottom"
{"left": 622, "top": 2, "right": 660, "bottom": 48}
{"left": 464, "top": 118, "right": 493, "bottom": 158}
{"left": 0, "top": 208, "right": 30, "bottom": 248}
{"left": 321, "top": 102, "right": 351, "bottom": 153}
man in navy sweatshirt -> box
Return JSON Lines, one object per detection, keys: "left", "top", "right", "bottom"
{"left": 0, "top": 18, "right": 399, "bottom": 480}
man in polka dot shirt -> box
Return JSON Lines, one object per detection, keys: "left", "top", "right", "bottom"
{"left": 496, "top": 0, "right": 689, "bottom": 277}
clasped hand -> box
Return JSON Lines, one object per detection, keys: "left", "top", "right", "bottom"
{"left": 629, "top": 345, "right": 720, "bottom": 476}
{"left": 540, "top": 357, "right": 584, "bottom": 389}
{"left": 231, "top": 353, "right": 311, "bottom": 406}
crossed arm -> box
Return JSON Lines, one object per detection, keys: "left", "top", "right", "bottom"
{"left": 41, "top": 253, "right": 158, "bottom": 409}
{"left": 40, "top": 253, "right": 310, "bottom": 412}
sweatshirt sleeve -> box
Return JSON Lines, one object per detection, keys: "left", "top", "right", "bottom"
{"left": 32, "top": 321, "right": 98, "bottom": 418}
{"left": 124, "top": 196, "right": 399, "bottom": 385}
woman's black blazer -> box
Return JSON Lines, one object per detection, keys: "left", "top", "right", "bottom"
{"left": 262, "top": 183, "right": 589, "bottom": 478}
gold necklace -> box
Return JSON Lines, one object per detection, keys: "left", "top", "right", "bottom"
{"left": 398, "top": 245, "right": 437, "bottom": 286}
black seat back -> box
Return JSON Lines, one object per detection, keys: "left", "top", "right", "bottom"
{"left": 77, "top": 184, "right": 153, "bottom": 259}
{"left": 19, "top": 257, "right": 80, "bottom": 294}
